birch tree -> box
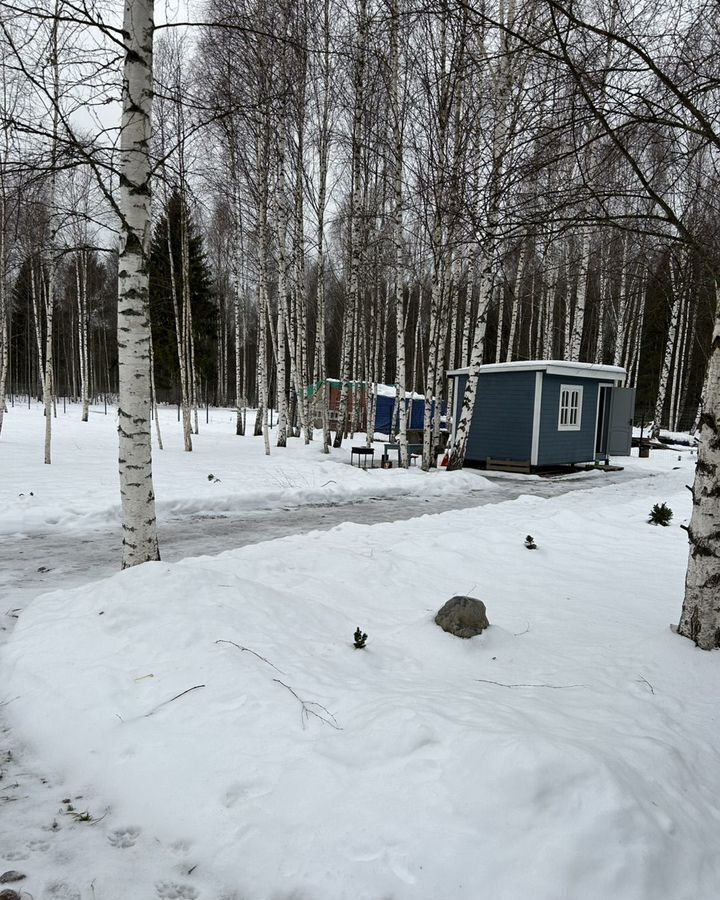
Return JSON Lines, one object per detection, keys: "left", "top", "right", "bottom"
{"left": 116, "top": 0, "right": 160, "bottom": 566}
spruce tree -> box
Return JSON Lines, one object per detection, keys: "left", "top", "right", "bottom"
{"left": 149, "top": 191, "right": 216, "bottom": 395}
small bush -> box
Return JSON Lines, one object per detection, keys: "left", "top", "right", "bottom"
{"left": 648, "top": 502, "right": 673, "bottom": 526}
{"left": 524, "top": 535, "right": 537, "bottom": 550}
{"left": 353, "top": 627, "right": 367, "bottom": 649}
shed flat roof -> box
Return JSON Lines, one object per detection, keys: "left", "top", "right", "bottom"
{"left": 447, "top": 360, "right": 626, "bottom": 381}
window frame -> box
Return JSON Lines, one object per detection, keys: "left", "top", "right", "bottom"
{"left": 558, "top": 384, "right": 583, "bottom": 432}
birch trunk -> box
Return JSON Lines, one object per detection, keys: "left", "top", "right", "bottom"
{"left": 0, "top": 174, "right": 7, "bottom": 437}
{"left": 166, "top": 209, "right": 192, "bottom": 450}
{"left": 446, "top": 258, "right": 494, "bottom": 469}
{"left": 117, "top": 0, "right": 160, "bottom": 566}
{"left": 274, "top": 141, "right": 290, "bottom": 448}
{"left": 334, "top": 0, "right": 366, "bottom": 448}
{"left": 422, "top": 249, "right": 443, "bottom": 470}
{"left": 232, "top": 180, "right": 246, "bottom": 435}
{"left": 390, "top": 0, "right": 407, "bottom": 466}
{"left": 670, "top": 288, "right": 690, "bottom": 432}
{"left": 256, "top": 116, "right": 272, "bottom": 456}
{"left": 494, "top": 281, "right": 504, "bottom": 362}
{"left": 678, "top": 281, "right": 720, "bottom": 649}
{"left": 150, "top": 332, "right": 163, "bottom": 450}
{"left": 31, "top": 267, "right": 46, "bottom": 394}
{"left": 506, "top": 240, "right": 529, "bottom": 362}
{"left": 43, "top": 0, "right": 61, "bottom": 464}
{"left": 568, "top": 232, "right": 590, "bottom": 362}
{"left": 612, "top": 236, "right": 629, "bottom": 367}
{"left": 76, "top": 250, "right": 90, "bottom": 421}
{"left": 292, "top": 70, "right": 311, "bottom": 444}
{"left": 315, "top": 0, "right": 331, "bottom": 453}
{"left": 651, "top": 261, "right": 682, "bottom": 438}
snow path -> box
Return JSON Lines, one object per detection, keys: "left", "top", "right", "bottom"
{"left": 0, "top": 462, "right": 681, "bottom": 900}
{"left": 2, "top": 465, "right": 651, "bottom": 610}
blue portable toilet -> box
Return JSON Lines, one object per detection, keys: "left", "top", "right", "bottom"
{"left": 447, "top": 361, "right": 635, "bottom": 469}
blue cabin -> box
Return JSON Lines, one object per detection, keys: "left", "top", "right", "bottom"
{"left": 447, "top": 361, "right": 635, "bottom": 470}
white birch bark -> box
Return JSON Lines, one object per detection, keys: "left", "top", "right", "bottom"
{"left": 568, "top": 230, "right": 591, "bottom": 362}
{"left": 627, "top": 273, "right": 647, "bottom": 389}
{"left": 42, "top": 0, "right": 61, "bottom": 465}
{"left": 256, "top": 115, "right": 271, "bottom": 456}
{"left": 0, "top": 62, "right": 9, "bottom": 436}
{"left": 291, "top": 69, "right": 311, "bottom": 445}
{"left": 678, "top": 281, "right": 720, "bottom": 649}
{"left": 612, "top": 235, "right": 629, "bottom": 367}
{"left": 494, "top": 283, "right": 504, "bottom": 363}
{"left": 334, "top": 0, "right": 366, "bottom": 449}
{"left": 274, "top": 138, "right": 290, "bottom": 448}
{"left": 314, "top": 0, "right": 331, "bottom": 453}
{"left": 651, "top": 259, "right": 682, "bottom": 438}
{"left": 231, "top": 162, "right": 246, "bottom": 436}
{"left": 670, "top": 284, "right": 693, "bottom": 432}
{"left": 506, "top": 239, "right": 530, "bottom": 362}
{"left": 150, "top": 332, "right": 163, "bottom": 450}
{"left": 446, "top": 258, "right": 494, "bottom": 469}
{"left": 0, "top": 165, "right": 7, "bottom": 437}
{"left": 166, "top": 207, "right": 192, "bottom": 450}
{"left": 76, "top": 250, "right": 90, "bottom": 421}
{"left": 117, "top": 0, "right": 160, "bottom": 566}
{"left": 445, "top": 0, "right": 520, "bottom": 469}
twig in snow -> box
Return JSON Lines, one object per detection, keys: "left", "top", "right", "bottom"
{"left": 321, "top": 480, "right": 336, "bottom": 487}
{"left": 142, "top": 685, "right": 206, "bottom": 718}
{"left": 272, "top": 679, "right": 341, "bottom": 730}
{"left": 513, "top": 623, "right": 531, "bottom": 636}
{"left": 215, "top": 640, "right": 285, "bottom": 674}
{"left": 476, "top": 678, "right": 587, "bottom": 689}
{"left": 637, "top": 675, "right": 655, "bottom": 695}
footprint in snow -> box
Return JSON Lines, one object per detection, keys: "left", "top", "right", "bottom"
{"left": 27, "top": 840, "right": 50, "bottom": 853}
{"left": 156, "top": 881, "right": 199, "bottom": 899}
{"left": 1, "top": 851, "right": 29, "bottom": 863}
{"left": 107, "top": 827, "right": 140, "bottom": 849}
{"left": 41, "top": 882, "right": 81, "bottom": 900}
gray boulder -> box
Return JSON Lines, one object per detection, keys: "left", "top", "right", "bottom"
{"left": 435, "top": 596, "right": 489, "bottom": 638}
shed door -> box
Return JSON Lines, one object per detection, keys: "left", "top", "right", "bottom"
{"left": 607, "top": 387, "right": 636, "bottom": 456}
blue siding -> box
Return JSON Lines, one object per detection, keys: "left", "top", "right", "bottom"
{"left": 374, "top": 395, "right": 442, "bottom": 434}
{"left": 537, "top": 376, "right": 609, "bottom": 465}
{"left": 455, "top": 371, "right": 535, "bottom": 463}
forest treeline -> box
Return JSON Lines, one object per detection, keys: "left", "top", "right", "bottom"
{"left": 1, "top": 0, "right": 719, "bottom": 451}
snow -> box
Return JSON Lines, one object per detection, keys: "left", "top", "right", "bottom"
{"left": 633, "top": 426, "right": 700, "bottom": 446}
{"left": 0, "top": 402, "right": 488, "bottom": 537}
{"left": 3, "top": 429, "right": 719, "bottom": 900}
{"left": 448, "top": 359, "right": 626, "bottom": 378}
{"left": 373, "top": 382, "right": 425, "bottom": 400}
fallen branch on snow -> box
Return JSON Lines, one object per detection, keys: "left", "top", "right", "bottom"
{"left": 476, "top": 678, "right": 587, "bottom": 689}
{"left": 215, "top": 640, "right": 285, "bottom": 674}
{"left": 273, "top": 679, "right": 341, "bottom": 730}
{"left": 141, "top": 685, "right": 206, "bottom": 718}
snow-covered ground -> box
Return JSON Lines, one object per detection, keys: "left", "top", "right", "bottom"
{"left": 2, "top": 403, "right": 716, "bottom": 900}
{"left": 0, "top": 403, "right": 486, "bottom": 538}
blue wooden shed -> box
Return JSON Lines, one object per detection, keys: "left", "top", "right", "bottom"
{"left": 447, "top": 361, "right": 635, "bottom": 470}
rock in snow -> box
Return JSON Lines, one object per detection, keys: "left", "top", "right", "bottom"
{"left": 435, "top": 595, "right": 490, "bottom": 637}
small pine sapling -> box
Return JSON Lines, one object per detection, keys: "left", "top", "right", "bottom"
{"left": 524, "top": 535, "right": 537, "bottom": 550}
{"left": 353, "top": 627, "right": 367, "bottom": 649}
{"left": 648, "top": 502, "right": 673, "bottom": 526}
